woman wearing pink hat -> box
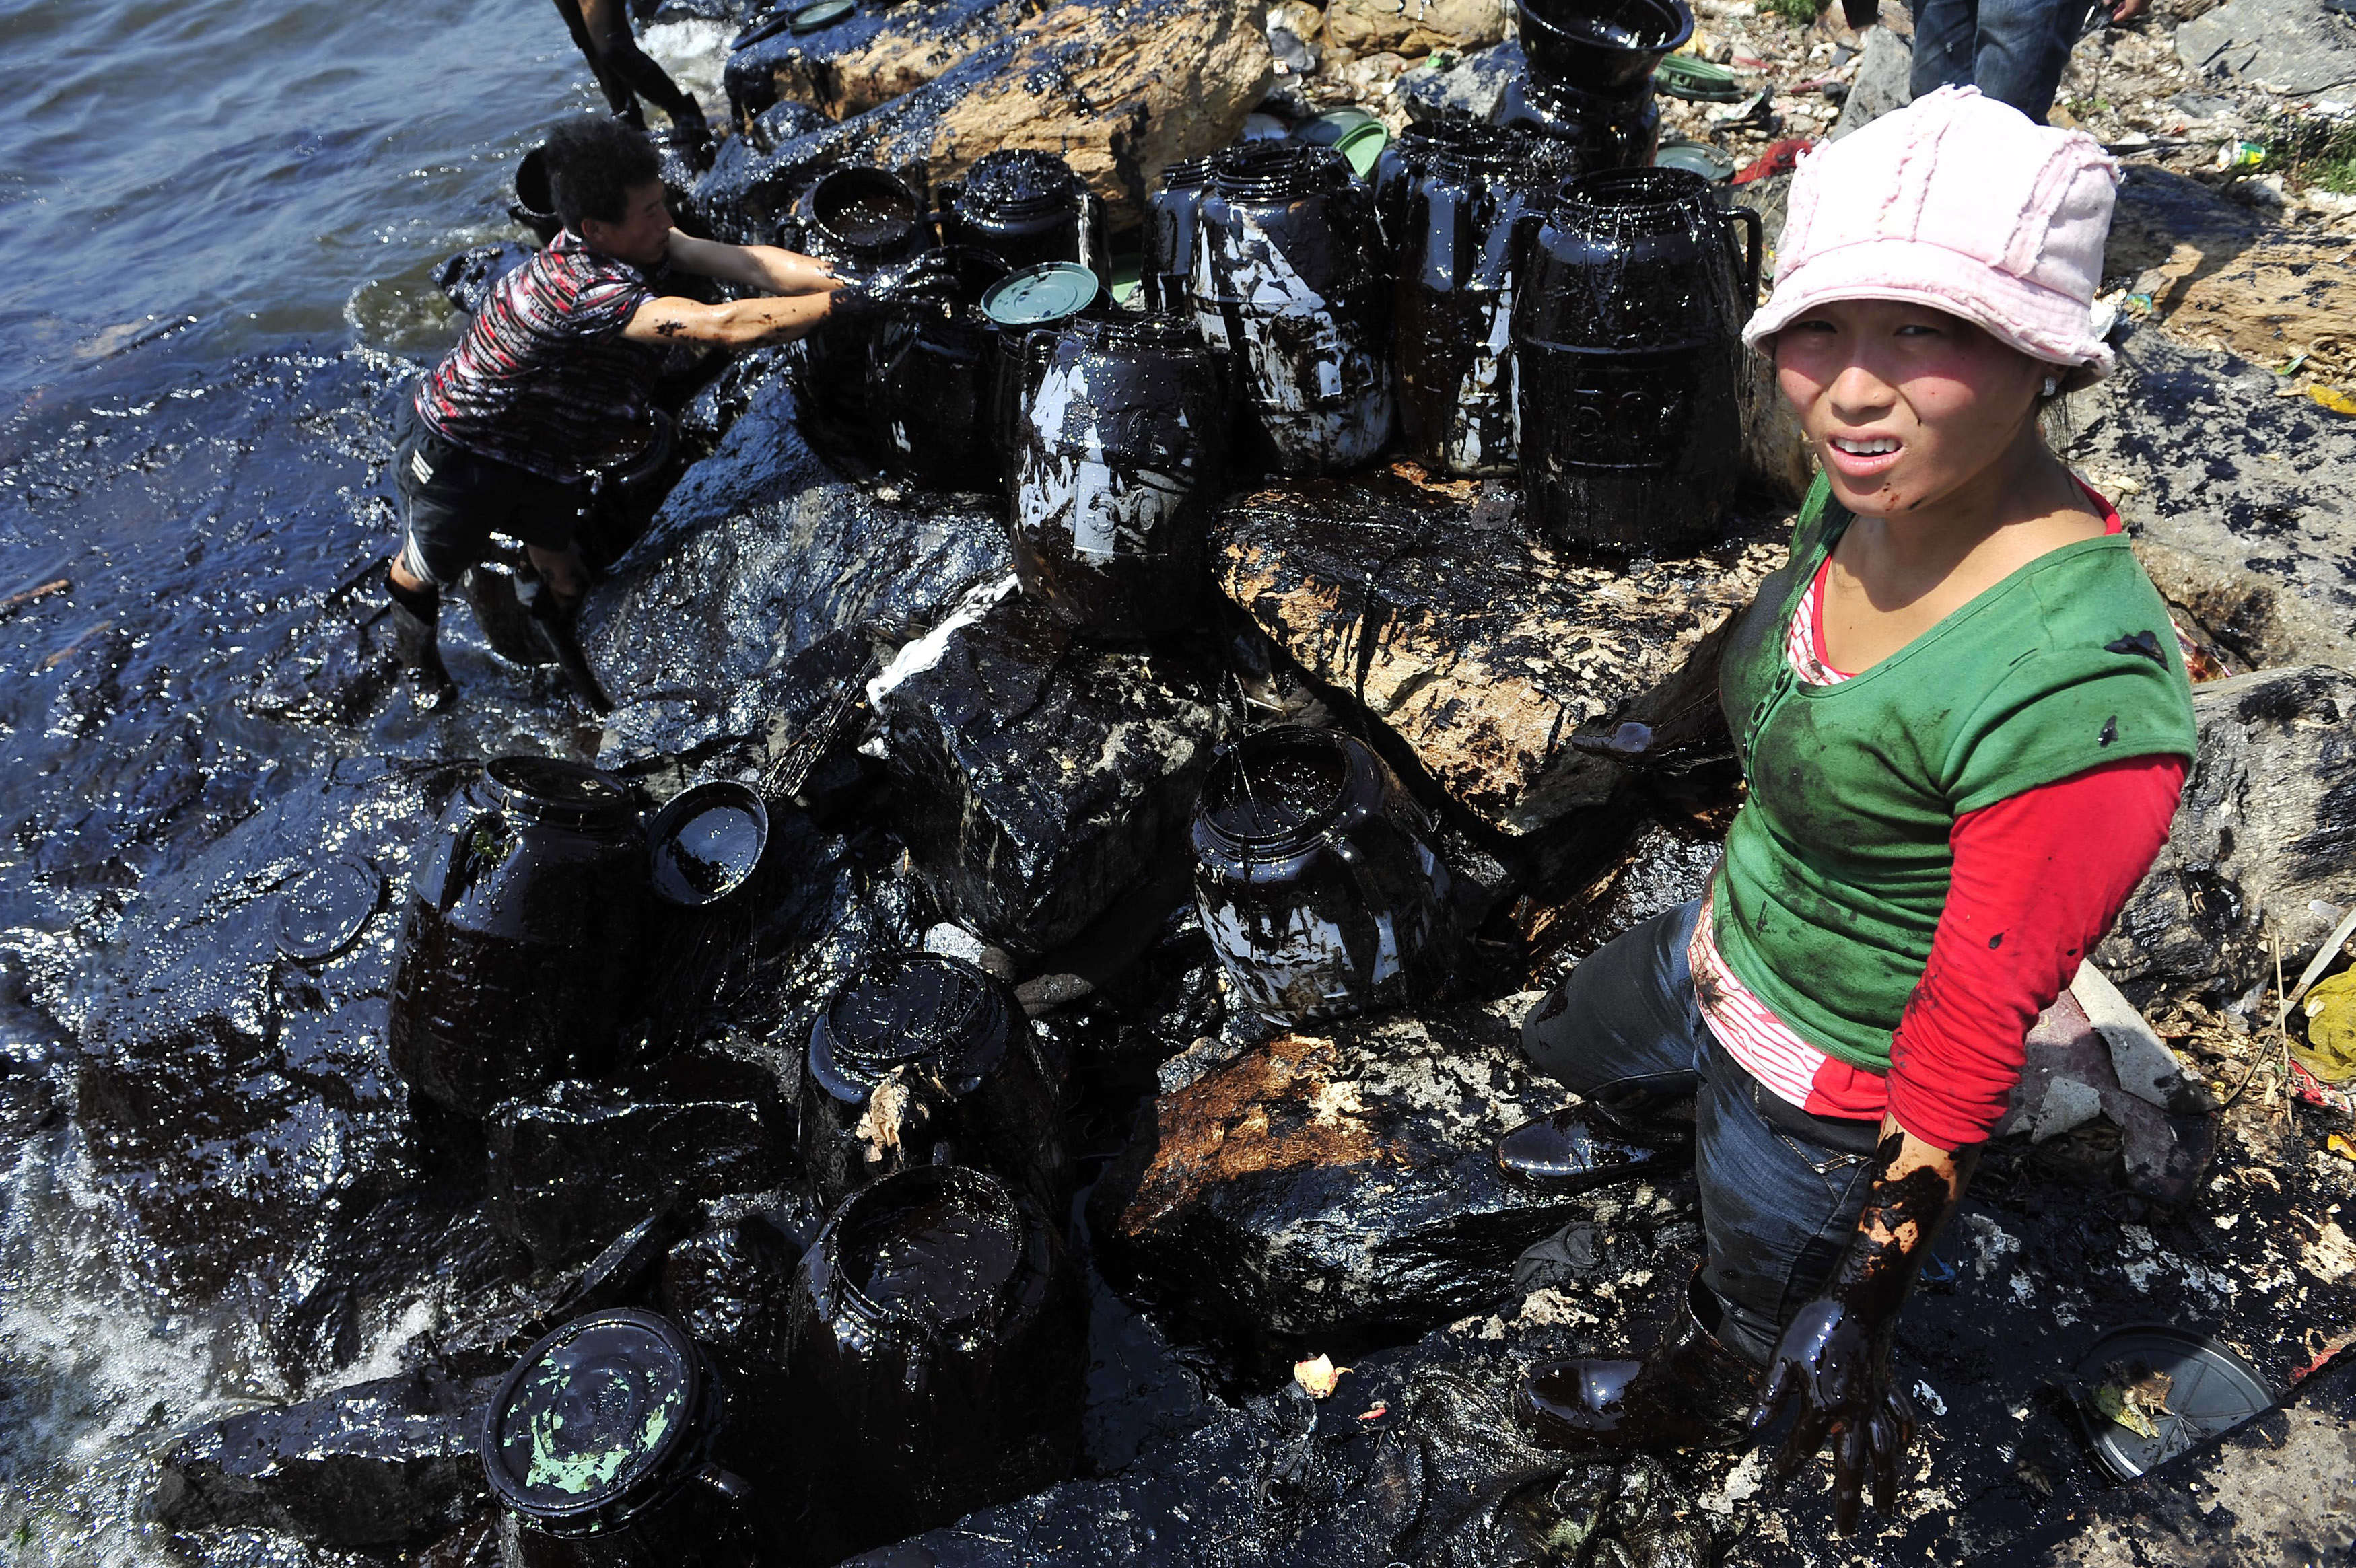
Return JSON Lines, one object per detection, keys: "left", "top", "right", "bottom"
{"left": 1502, "top": 87, "right": 2196, "bottom": 1534}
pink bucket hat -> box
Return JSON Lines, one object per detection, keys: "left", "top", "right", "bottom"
{"left": 1742, "top": 85, "right": 2120, "bottom": 380}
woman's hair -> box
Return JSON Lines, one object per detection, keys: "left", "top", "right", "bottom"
{"left": 543, "top": 116, "right": 662, "bottom": 230}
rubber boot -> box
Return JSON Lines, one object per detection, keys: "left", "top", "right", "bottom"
{"left": 522, "top": 580, "right": 613, "bottom": 715}
{"left": 386, "top": 566, "right": 457, "bottom": 709}
{"left": 1494, "top": 1102, "right": 1690, "bottom": 1192}
{"left": 1515, "top": 1281, "right": 1760, "bottom": 1452}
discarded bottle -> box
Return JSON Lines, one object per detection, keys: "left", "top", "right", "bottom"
{"left": 388, "top": 758, "right": 648, "bottom": 1120}
{"left": 1142, "top": 156, "right": 1217, "bottom": 314}
{"left": 481, "top": 1308, "right": 762, "bottom": 1567}
{"left": 1191, "top": 726, "right": 1459, "bottom": 1026}
{"left": 1010, "top": 311, "right": 1228, "bottom": 635}
{"left": 800, "top": 950, "right": 1066, "bottom": 1211}
{"left": 1393, "top": 127, "right": 1574, "bottom": 476}
{"left": 1515, "top": 0, "right": 1695, "bottom": 96}
{"left": 1513, "top": 166, "right": 1761, "bottom": 553}
{"left": 1192, "top": 142, "right": 1395, "bottom": 474}
{"left": 787, "top": 1165, "right": 1084, "bottom": 1556}
{"left": 938, "top": 149, "right": 1109, "bottom": 282}
{"left": 868, "top": 246, "right": 1015, "bottom": 489}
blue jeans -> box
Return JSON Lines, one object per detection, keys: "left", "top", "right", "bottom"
{"left": 1519, "top": 900, "right": 1884, "bottom": 1364}
{"left": 1908, "top": 0, "right": 2090, "bottom": 121}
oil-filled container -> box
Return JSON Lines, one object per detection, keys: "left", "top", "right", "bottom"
{"left": 787, "top": 1165, "right": 1084, "bottom": 1558}
{"left": 937, "top": 149, "right": 1109, "bottom": 281}
{"left": 1142, "top": 156, "right": 1216, "bottom": 313}
{"left": 388, "top": 758, "right": 648, "bottom": 1120}
{"left": 1492, "top": 73, "right": 1663, "bottom": 174}
{"left": 800, "top": 950, "right": 1066, "bottom": 1211}
{"left": 979, "top": 261, "right": 1104, "bottom": 485}
{"left": 1391, "top": 127, "right": 1573, "bottom": 476}
{"left": 1010, "top": 311, "right": 1228, "bottom": 635}
{"left": 1191, "top": 726, "right": 1458, "bottom": 1026}
{"left": 1515, "top": 0, "right": 1694, "bottom": 95}
{"left": 866, "top": 246, "right": 1014, "bottom": 489}
{"left": 790, "top": 168, "right": 935, "bottom": 457}
{"left": 1512, "top": 166, "right": 1761, "bottom": 552}
{"left": 481, "top": 1310, "right": 762, "bottom": 1568}
{"left": 1191, "top": 142, "right": 1395, "bottom": 474}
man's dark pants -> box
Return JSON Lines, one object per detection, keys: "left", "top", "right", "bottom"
{"left": 1520, "top": 900, "right": 1886, "bottom": 1363}
{"left": 392, "top": 411, "right": 582, "bottom": 592}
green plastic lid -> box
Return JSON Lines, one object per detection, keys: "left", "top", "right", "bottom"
{"left": 791, "top": 0, "right": 856, "bottom": 33}
{"left": 1655, "top": 53, "right": 1747, "bottom": 101}
{"left": 981, "top": 262, "right": 1100, "bottom": 326}
{"left": 1654, "top": 137, "right": 1736, "bottom": 181}
{"left": 1296, "top": 108, "right": 1381, "bottom": 146}
{"left": 1335, "top": 120, "right": 1389, "bottom": 180}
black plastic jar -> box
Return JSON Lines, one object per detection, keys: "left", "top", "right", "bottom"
{"left": 1191, "top": 727, "right": 1458, "bottom": 1026}
{"left": 1010, "top": 311, "right": 1228, "bottom": 636}
{"left": 794, "top": 166, "right": 932, "bottom": 275}
{"left": 800, "top": 950, "right": 1066, "bottom": 1211}
{"left": 1515, "top": 0, "right": 1694, "bottom": 96}
{"left": 1142, "top": 156, "right": 1217, "bottom": 313}
{"left": 482, "top": 1310, "right": 759, "bottom": 1568}
{"left": 1511, "top": 166, "right": 1762, "bottom": 553}
{"left": 1492, "top": 72, "right": 1664, "bottom": 173}
{"left": 786, "top": 1165, "right": 1084, "bottom": 1559}
{"left": 388, "top": 758, "right": 648, "bottom": 1120}
{"left": 1391, "top": 129, "right": 1574, "bottom": 476}
{"left": 1191, "top": 141, "right": 1395, "bottom": 474}
{"left": 866, "top": 246, "right": 1015, "bottom": 489}
{"left": 938, "top": 149, "right": 1109, "bottom": 281}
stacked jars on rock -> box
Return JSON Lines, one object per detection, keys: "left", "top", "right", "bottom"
{"left": 1191, "top": 726, "right": 1459, "bottom": 1026}
{"left": 1390, "top": 124, "right": 1580, "bottom": 477}
{"left": 1009, "top": 310, "right": 1228, "bottom": 635}
{"left": 1141, "top": 156, "right": 1216, "bottom": 313}
{"left": 1512, "top": 166, "right": 1762, "bottom": 551}
{"left": 1191, "top": 142, "right": 1394, "bottom": 474}
{"left": 388, "top": 757, "right": 648, "bottom": 1120}
{"left": 1496, "top": 0, "right": 1695, "bottom": 171}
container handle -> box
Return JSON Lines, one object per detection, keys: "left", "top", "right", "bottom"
{"left": 697, "top": 1463, "right": 753, "bottom": 1504}
{"left": 1727, "top": 205, "right": 1764, "bottom": 305}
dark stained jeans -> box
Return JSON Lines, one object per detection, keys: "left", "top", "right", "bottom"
{"left": 1519, "top": 899, "right": 1886, "bottom": 1364}
{"left": 1908, "top": 0, "right": 2090, "bottom": 122}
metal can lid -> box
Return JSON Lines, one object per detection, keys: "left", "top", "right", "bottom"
{"left": 791, "top": 0, "right": 856, "bottom": 32}
{"left": 981, "top": 262, "right": 1101, "bottom": 326}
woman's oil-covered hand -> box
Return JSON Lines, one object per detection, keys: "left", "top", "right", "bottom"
{"left": 1751, "top": 1296, "right": 1918, "bottom": 1535}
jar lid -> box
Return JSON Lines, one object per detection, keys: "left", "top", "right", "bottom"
{"left": 274, "top": 859, "right": 383, "bottom": 963}
{"left": 1294, "top": 108, "right": 1381, "bottom": 147}
{"left": 2075, "top": 1326, "right": 2273, "bottom": 1480}
{"left": 981, "top": 262, "right": 1100, "bottom": 326}
{"left": 481, "top": 1310, "right": 708, "bottom": 1533}
{"left": 1333, "top": 121, "right": 1389, "bottom": 180}
{"left": 1653, "top": 137, "right": 1736, "bottom": 181}
{"left": 791, "top": 0, "right": 856, "bottom": 32}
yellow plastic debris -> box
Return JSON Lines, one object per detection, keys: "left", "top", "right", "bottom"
{"left": 2311, "top": 384, "right": 2356, "bottom": 417}
{"left": 2328, "top": 1133, "right": 2356, "bottom": 1162}
{"left": 1293, "top": 1354, "right": 1346, "bottom": 1399}
{"left": 2297, "top": 969, "right": 2356, "bottom": 1082}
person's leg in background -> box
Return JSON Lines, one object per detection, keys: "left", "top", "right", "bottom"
{"left": 1969, "top": 0, "right": 2089, "bottom": 120}
{"left": 550, "top": 0, "right": 645, "bottom": 124}
{"left": 387, "top": 423, "right": 480, "bottom": 709}
{"left": 576, "top": 0, "right": 707, "bottom": 135}
{"left": 1908, "top": 0, "right": 1984, "bottom": 100}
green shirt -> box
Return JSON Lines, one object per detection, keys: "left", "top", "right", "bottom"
{"left": 1711, "top": 476, "right": 2198, "bottom": 1074}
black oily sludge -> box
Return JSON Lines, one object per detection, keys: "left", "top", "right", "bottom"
{"left": 1513, "top": 166, "right": 1762, "bottom": 553}
{"left": 1391, "top": 128, "right": 1578, "bottom": 477}
{"left": 1191, "top": 726, "right": 1459, "bottom": 1026}
{"left": 387, "top": 758, "right": 650, "bottom": 1120}
{"left": 1515, "top": 0, "right": 1695, "bottom": 96}
{"left": 482, "top": 1308, "right": 765, "bottom": 1567}
{"left": 939, "top": 148, "right": 1109, "bottom": 281}
{"left": 1191, "top": 141, "right": 1395, "bottom": 475}
{"left": 799, "top": 950, "right": 1068, "bottom": 1211}
{"left": 1010, "top": 311, "right": 1228, "bottom": 635}
{"left": 787, "top": 1165, "right": 1085, "bottom": 1560}
{"left": 866, "top": 246, "right": 1012, "bottom": 487}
